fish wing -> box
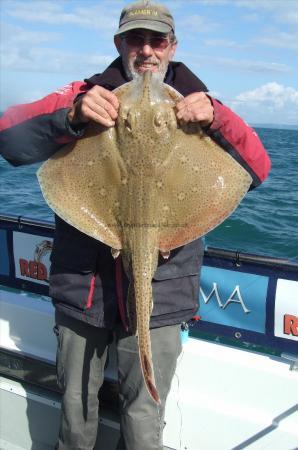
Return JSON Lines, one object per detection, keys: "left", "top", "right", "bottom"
{"left": 37, "top": 123, "right": 125, "bottom": 250}
{"left": 158, "top": 128, "right": 252, "bottom": 251}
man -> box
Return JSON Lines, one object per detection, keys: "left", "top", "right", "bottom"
{"left": 0, "top": 1, "right": 271, "bottom": 449}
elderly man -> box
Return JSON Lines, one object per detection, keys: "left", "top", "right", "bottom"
{"left": 0, "top": 1, "right": 270, "bottom": 449}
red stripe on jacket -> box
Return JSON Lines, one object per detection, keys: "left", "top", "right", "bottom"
{"left": 210, "top": 99, "right": 271, "bottom": 184}
{"left": 86, "top": 275, "right": 96, "bottom": 309}
{"left": 0, "top": 81, "right": 88, "bottom": 132}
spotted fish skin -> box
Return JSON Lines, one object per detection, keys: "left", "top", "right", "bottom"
{"left": 119, "top": 174, "right": 161, "bottom": 403}
{"left": 122, "top": 224, "right": 160, "bottom": 403}
{"left": 116, "top": 74, "right": 177, "bottom": 402}
{"left": 37, "top": 71, "right": 252, "bottom": 404}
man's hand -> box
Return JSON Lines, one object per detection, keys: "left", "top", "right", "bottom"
{"left": 67, "top": 86, "right": 119, "bottom": 128}
{"left": 176, "top": 92, "right": 214, "bottom": 127}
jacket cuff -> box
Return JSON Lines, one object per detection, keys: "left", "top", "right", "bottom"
{"left": 207, "top": 97, "right": 223, "bottom": 131}
{"left": 64, "top": 109, "right": 87, "bottom": 137}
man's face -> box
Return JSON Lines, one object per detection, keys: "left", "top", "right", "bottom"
{"left": 114, "top": 28, "right": 177, "bottom": 80}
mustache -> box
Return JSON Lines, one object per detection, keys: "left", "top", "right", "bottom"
{"left": 134, "top": 57, "right": 159, "bottom": 66}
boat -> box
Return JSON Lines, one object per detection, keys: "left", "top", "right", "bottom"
{"left": 0, "top": 214, "right": 297, "bottom": 450}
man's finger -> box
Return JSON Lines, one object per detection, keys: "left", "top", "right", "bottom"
{"left": 176, "top": 104, "right": 212, "bottom": 124}
{"left": 82, "top": 107, "right": 115, "bottom": 127}
{"left": 96, "top": 87, "right": 120, "bottom": 111}
{"left": 97, "top": 98, "right": 118, "bottom": 120}
{"left": 78, "top": 94, "right": 117, "bottom": 122}
{"left": 176, "top": 92, "right": 209, "bottom": 110}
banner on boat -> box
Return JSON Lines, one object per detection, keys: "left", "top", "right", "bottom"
{"left": 198, "top": 266, "right": 268, "bottom": 334}
{"left": 13, "top": 232, "right": 53, "bottom": 286}
{"left": 193, "top": 250, "right": 298, "bottom": 353}
{"left": 274, "top": 279, "right": 298, "bottom": 340}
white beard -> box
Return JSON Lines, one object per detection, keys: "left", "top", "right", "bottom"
{"left": 123, "top": 56, "right": 168, "bottom": 81}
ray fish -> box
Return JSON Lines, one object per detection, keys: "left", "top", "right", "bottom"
{"left": 38, "top": 71, "right": 252, "bottom": 403}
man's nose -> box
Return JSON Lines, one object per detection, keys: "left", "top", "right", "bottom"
{"left": 140, "top": 43, "right": 154, "bottom": 57}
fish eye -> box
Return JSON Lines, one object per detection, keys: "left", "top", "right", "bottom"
{"left": 125, "top": 118, "right": 132, "bottom": 132}
{"left": 124, "top": 110, "right": 134, "bottom": 132}
{"left": 154, "top": 111, "right": 163, "bottom": 127}
{"left": 165, "top": 109, "right": 177, "bottom": 129}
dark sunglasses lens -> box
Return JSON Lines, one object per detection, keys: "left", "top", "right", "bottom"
{"left": 124, "top": 34, "right": 144, "bottom": 47}
{"left": 123, "top": 34, "right": 169, "bottom": 49}
{"left": 150, "top": 37, "right": 169, "bottom": 49}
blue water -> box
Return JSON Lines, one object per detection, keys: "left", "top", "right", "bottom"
{"left": 0, "top": 127, "right": 297, "bottom": 261}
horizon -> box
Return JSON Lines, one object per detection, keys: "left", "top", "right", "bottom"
{"left": 1, "top": 0, "right": 298, "bottom": 127}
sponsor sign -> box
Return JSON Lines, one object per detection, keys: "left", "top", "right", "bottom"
{"left": 199, "top": 266, "right": 268, "bottom": 333}
{"left": 274, "top": 279, "right": 298, "bottom": 341}
{"left": 0, "top": 229, "right": 9, "bottom": 276}
{"left": 13, "top": 232, "right": 53, "bottom": 286}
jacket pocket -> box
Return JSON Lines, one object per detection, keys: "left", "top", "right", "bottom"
{"left": 152, "top": 273, "right": 200, "bottom": 317}
{"left": 153, "top": 238, "right": 204, "bottom": 281}
{"left": 49, "top": 263, "right": 97, "bottom": 311}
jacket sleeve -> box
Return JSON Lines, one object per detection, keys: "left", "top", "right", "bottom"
{"left": 0, "top": 81, "right": 89, "bottom": 166}
{"left": 206, "top": 98, "right": 271, "bottom": 189}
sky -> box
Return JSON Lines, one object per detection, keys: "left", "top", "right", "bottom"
{"left": 1, "top": 0, "right": 298, "bottom": 126}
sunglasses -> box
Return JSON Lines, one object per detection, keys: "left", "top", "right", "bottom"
{"left": 121, "top": 32, "right": 171, "bottom": 50}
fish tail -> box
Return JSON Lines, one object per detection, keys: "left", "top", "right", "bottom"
{"left": 128, "top": 227, "right": 160, "bottom": 403}
{"left": 138, "top": 328, "right": 161, "bottom": 405}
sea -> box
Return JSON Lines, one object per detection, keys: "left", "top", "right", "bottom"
{"left": 0, "top": 127, "right": 297, "bottom": 262}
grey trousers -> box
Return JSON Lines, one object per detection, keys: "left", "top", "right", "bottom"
{"left": 54, "top": 312, "right": 182, "bottom": 450}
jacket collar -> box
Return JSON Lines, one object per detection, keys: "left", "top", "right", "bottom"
{"left": 85, "top": 56, "right": 208, "bottom": 96}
